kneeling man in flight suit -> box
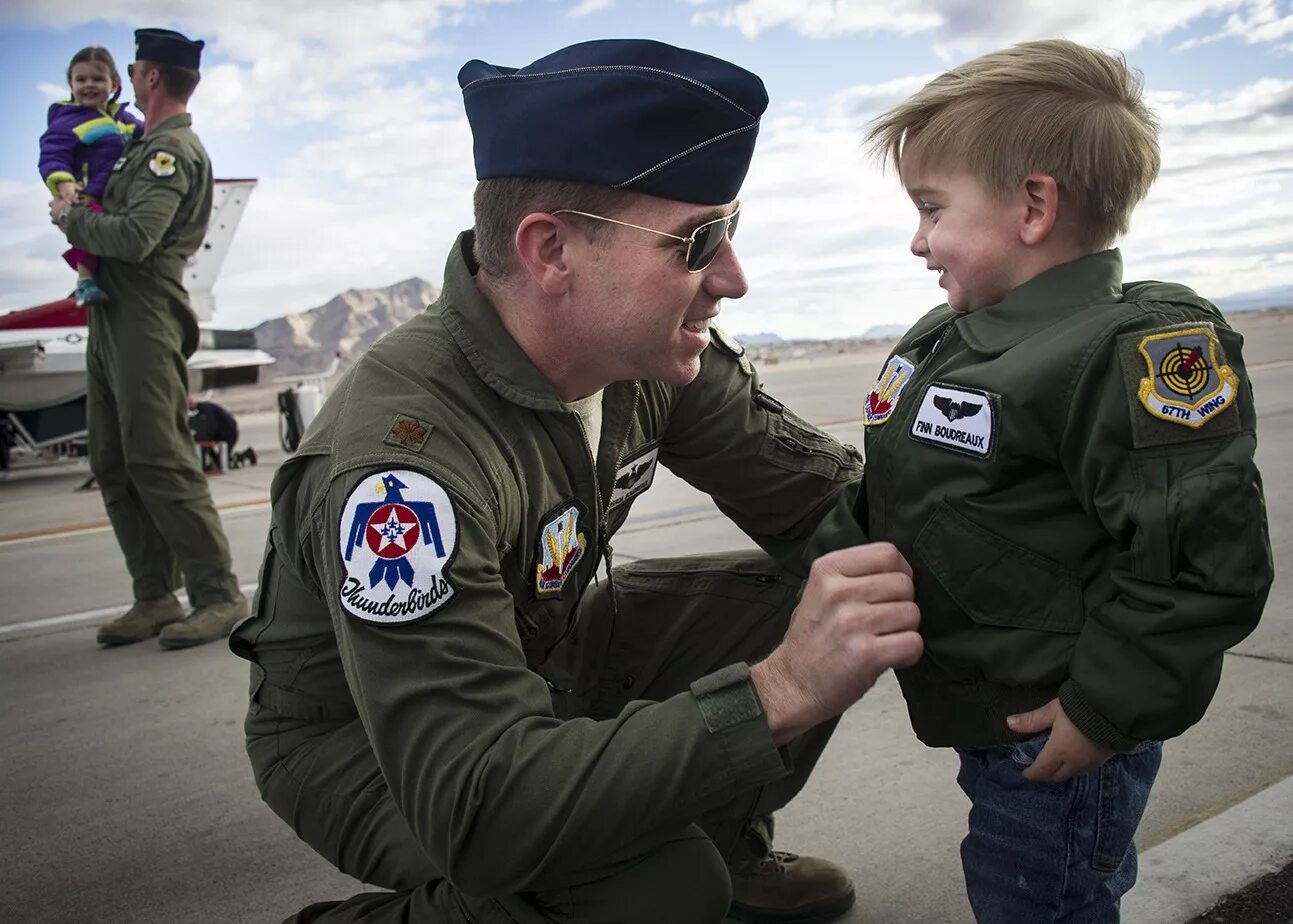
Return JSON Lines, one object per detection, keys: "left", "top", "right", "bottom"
{"left": 231, "top": 38, "right": 922, "bottom": 924}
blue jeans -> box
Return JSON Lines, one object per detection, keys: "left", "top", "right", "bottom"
{"left": 955, "top": 734, "right": 1163, "bottom": 924}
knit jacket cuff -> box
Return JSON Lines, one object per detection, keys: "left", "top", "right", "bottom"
{"left": 1058, "top": 680, "right": 1141, "bottom": 753}
{"left": 45, "top": 171, "right": 76, "bottom": 196}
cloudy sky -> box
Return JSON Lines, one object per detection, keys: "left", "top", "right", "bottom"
{"left": 1, "top": 0, "right": 1290, "bottom": 339}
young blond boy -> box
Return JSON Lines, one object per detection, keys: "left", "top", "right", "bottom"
{"left": 859, "top": 40, "right": 1272, "bottom": 920}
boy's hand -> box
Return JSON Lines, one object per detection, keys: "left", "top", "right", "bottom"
{"left": 1007, "top": 698, "right": 1115, "bottom": 781}
{"left": 56, "top": 181, "right": 81, "bottom": 203}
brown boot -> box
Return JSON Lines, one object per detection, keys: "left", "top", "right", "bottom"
{"left": 157, "top": 594, "right": 249, "bottom": 650}
{"left": 97, "top": 596, "right": 184, "bottom": 646}
{"left": 728, "top": 825, "right": 855, "bottom": 924}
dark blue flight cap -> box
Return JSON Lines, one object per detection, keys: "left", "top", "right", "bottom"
{"left": 135, "top": 28, "right": 204, "bottom": 69}
{"left": 459, "top": 39, "right": 768, "bottom": 205}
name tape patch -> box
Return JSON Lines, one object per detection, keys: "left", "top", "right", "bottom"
{"left": 338, "top": 469, "right": 457, "bottom": 625}
{"left": 607, "top": 443, "right": 659, "bottom": 512}
{"left": 909, "top": 383, "right": 996, "bottom": 457}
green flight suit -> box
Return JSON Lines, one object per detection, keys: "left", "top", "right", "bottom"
{"left": 231, "top": 233, "right": 866, "bottom": 923}
{"left": 858, "top": 250, "right": 1273, "bottom": 751}
{"left": 64, "top": 113, "right": 240, "bottom": 607}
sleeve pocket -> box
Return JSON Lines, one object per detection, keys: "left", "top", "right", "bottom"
{"left": 914, "top": 503, "right": 1084, "bottom": 633}
{"left": 1170, "top": 465, "right": 1271, "bottom": 597}
{"left": 760, "top": 407, "right": 857, "bottom": 481}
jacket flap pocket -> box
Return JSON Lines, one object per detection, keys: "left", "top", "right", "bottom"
{"left": 914, "top": 503, "right": 1083, "bottom": 633}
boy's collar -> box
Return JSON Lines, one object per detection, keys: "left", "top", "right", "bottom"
{"left": 955, "top": 249, "right": 1124, "bottom": 354}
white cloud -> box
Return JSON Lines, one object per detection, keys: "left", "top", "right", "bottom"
{"left": 5, "top": 4, "right": 1291, "bottom": 339}
{"left": 720, "top": 71, "right": 1293, "bottom": 338}
{"left": 693, "top": 0, "right": 940, "bottom": 40}
{"left": 1177, "top": 0, "right": 1293, "bottom": 49}
{"left": 694, "top": 0, "right": 1293, "bottom": 58}
{"left": 4, "top": 1, "right": 485, "bottom": 132}
{"left": 568, "top": 0, "right": 615, "bottom": 16}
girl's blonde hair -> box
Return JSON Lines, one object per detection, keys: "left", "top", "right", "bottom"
{"left": 866, "top": 39, "right": 1160, "bottom": 248}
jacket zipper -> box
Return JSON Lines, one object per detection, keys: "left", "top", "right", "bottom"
{"left": 543, "top": 381, "right": 641, "bottom": 663}
{"left": 873, "top": 318, "right": 959, "bottom": 535}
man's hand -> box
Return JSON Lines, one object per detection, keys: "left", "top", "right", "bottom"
{"left": 56, "top": 181, "right": 81, "bottom": 204}
{"left": 49, "top": 197, "right": 72, "bottom": 227}
{"left": 751, "top": 543, "right": 923, "bottom": 745}
{"left": 1007, "top": 699, "right": 1115, "bottom": 781}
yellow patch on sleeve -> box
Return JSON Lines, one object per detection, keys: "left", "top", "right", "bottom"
{"left": 1134, "top": 326, "right": 1238, "bottom": 428}
{"left": 148, "top": 151, "right": 177, "bottom": 177}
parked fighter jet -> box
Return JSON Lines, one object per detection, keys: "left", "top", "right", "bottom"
{"left": 0, "top": 178, "right": 274, "bottom": 458}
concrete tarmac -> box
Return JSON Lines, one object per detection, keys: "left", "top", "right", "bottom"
{"left": 2, "top": 315, "right": 1291, "bottom": 923}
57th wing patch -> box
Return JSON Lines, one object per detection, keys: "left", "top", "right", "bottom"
{"left": 338, "top": 469, "right": 457, "bottom": 625}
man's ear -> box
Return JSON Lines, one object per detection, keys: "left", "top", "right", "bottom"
{"left": 1019, "top": 174, "right": 1060, "bottom": 246}
{"left": 514, "top": 213, "right": 574, "bottom": 296}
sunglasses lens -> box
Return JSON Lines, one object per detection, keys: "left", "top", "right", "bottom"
{"left": 127, "top": 64, "right": 134, "bottom": 78}
{"left": 688, "top": 217, "right": 729, "bottom": 271}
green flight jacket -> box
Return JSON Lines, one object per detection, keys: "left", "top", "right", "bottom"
{"left": 64, "top": 113, "right": 213, "bottom": 357}
{"left": 859, "top": 250, "right": 1272, "bottom": 752}
{"left": 233, "top": 233, "right": 864, "bottom": 895}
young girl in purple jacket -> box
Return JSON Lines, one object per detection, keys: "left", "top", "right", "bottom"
{"left": 39, "top": 46, "right": 144, "bottom": 307}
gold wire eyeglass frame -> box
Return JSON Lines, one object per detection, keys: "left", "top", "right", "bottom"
{"left": 552, "top": 203, "right": 741, "bottom": 273}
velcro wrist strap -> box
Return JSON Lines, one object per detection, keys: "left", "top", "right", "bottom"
{"left": 690, "top": 662, "right": 764, "bottom": 732}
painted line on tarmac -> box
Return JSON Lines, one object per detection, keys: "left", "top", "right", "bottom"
{"left": 0, "top": 581, "right": 261, "bottom": 640}
{"left": 1123, "top": 774, "right": 1293, "bottom": 923}
{"left": 0, "top": 498, "right": 270, "bottom": 547}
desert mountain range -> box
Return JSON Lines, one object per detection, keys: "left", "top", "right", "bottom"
{"left": 251, "top": 277, "right": 440, "bottom": 376}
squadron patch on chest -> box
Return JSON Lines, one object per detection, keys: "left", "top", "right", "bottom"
{"left": 148, "top": 151, "right": 177, "bottom": 177}
{"left": 607, "top": 442, "right": 659, "bottom": 512}
{"left": 864, "top": 354, "right": 916, "bottom": 426}
{"left": 535, "top": 502, "right": 588, "bottom": 599}
{"left": 909, "top": 383, "right": 997, "bottom": 458}
{"left": 1132, "top": 326, "right": 1238, "bottom": 428}
{"left": 337, "top": 469, "right": 457, "bottom": 625}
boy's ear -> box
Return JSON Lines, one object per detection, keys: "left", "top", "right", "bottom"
{"left": 1018, "top": 174, "right": 1060, "bottom": 246}
{"left": 514, "top": 213, "right": 574, "bottom": 296}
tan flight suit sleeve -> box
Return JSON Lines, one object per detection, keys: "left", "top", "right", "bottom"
{"left": 64, "top": 140, "right": 188, "bottom": 263}
{"left": 660, "top": 344, "right": 868, "bottom": 577}
{"left": 314, "top": 456, "right": 789, "bottom": 897}
{"left": 1057, "top": 315, "right": 1272, "bottom": 751}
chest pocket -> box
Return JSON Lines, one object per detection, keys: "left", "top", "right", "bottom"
{"left": 105, "top": 142, "right": 147, "bottom": 208}
{"left": 913, "top": 502, "right": 1083, "bottom": 633}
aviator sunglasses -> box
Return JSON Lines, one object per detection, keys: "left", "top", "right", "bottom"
{"left": 553, "top": 204, "right": 741, "bottom": 273}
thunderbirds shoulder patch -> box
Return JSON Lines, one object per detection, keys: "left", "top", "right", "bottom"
{"left": 1133, "top": 326, "right": 1238, "bottom": 428}
{"left": 864, "top": 354, "right": 915, "bottom": 426}
{"left": 148, "top": 151, "right": 177, "bottom": 177}
{"left": 338, "top": 470, "right": 457, "bottom": 625}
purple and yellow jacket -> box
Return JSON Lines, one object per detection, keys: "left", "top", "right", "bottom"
{"left": 39, "top": 99, "right": 144, "bottom": 200}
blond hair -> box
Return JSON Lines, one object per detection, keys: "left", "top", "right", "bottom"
{"left": 866, "top": 39, "right": 1160, "bottom": 248}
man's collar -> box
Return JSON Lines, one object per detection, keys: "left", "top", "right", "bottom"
{"left": 146, "top": 113, "right": 192, "bottom": 134}
{"left": 956, "top": 249, "right": 1124, "bottom": 354}
{"left": 439, "top": 231, "right": 569, "bottom": 411}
